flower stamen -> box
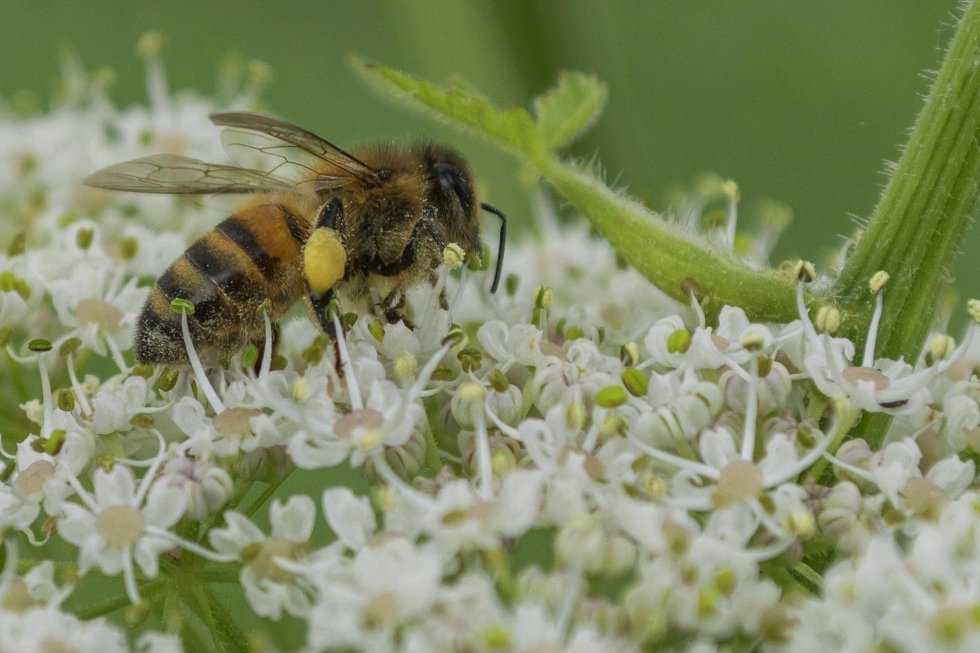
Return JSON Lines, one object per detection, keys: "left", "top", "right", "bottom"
{"left": 179, "top": 307, "right": 224, "bottom": 413}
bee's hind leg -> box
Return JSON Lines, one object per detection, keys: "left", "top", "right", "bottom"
{"left": 309, "top": 289, "right": 344, "bottom": 379}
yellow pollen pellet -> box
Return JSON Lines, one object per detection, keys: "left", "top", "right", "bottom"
{"left": 304, "top": 227, "right": 347, "bottom": 296}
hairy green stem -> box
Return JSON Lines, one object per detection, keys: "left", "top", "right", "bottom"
{"left": 534, "top": 155, "right": 805, "bottom": 323}
{"left": 834, "top": 0, "right": 980, "bottom": 353}
{"left": 75, "top": 579, "right": 167, "bottom": 620}
{"left": 834, "top": 1, "right": 980, "bottom": 446}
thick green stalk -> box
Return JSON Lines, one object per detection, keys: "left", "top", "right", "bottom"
{"left": 834, "top": 0, "right": 980, "bottom": 359}
{"left": 833, "top": 1, "right": 980, "bottom": 447}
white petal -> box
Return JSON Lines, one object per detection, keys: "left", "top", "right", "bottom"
{"left": 323, "top": 487, "right": 375, "bottom": 549}
{"left": 493, "top": 470, "right": 544, "bottom": 537}
{"left": 925, "top": 457, "right": 974, "bottom": 498}
{"left": 270, "top": 494, "right": 315, "bottom": 542}
{"left": 142, "top": 482, "right": 189, "bottom": 529}
{"left": 93, "top": 465, "right": 137, "bottom": 507}
{"left": 209, "top": 511, "right": 264, "bottom": 554}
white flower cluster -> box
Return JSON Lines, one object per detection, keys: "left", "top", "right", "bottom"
{"left": 0, "top": 49, "right": 978, "bottom": 653}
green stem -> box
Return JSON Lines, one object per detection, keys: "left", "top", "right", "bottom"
{"left": 834, "top": 1, "right": 980, "bottom": 354}
{"left": 199, "top": 585, "right": 251, "bottom": 653}
{"left": 833, "top": 1, "right": 980, "bottom": 447}
{"left": 75, "top": 579, "right": 168, "bottom": 620}
{"left": 196, "top": 568, "right": 242, "bottom": 584}
{"left": 242, "top": 472, "right": 292, "bottom": 518}
{"left": 790, "top": 562, "right": 824, "bottom": 593}
{"left": 420, "top": 406, "right": 444, "bottom": 474}
{"left": 808, "top": 408, "right": 862, "bottom": 482}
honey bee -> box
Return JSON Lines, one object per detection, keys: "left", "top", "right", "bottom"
{"left": 84, "top": 112, "right": 506, "bottom": 365}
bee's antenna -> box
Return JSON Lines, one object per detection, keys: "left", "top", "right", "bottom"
{"left": 481, "top": 203, "right": 506, "bottom": 294}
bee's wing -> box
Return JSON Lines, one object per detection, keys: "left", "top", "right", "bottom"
{"left": 83, "top": 154, "right": 297, "bottom": 195}
{"left": 210, "top": 111, "right": 378, "bottom": 191}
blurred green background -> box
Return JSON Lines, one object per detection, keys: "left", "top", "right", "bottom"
{"left": 2, "top": 1, "right": 976, "bottom": 318}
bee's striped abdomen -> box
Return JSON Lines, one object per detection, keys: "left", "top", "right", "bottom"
{"left": 135, "top": 202, "right": 310, "bottom": 364}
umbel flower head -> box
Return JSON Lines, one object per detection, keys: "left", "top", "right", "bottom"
{"left": 0, "top": 36, "right": 978, "bottom": 653}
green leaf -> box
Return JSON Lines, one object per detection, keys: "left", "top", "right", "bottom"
{"left": 350, "top": 55, "right": 544, "bottom": 160}
{"left": 532, "top": 71, "right": 608, "bottom": 149}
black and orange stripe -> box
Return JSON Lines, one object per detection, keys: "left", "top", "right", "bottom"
{"left": 135, "top": 201, "right": 312, "bottom": 364}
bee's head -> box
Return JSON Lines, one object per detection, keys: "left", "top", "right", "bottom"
{"left": 423, "top": 144, "right": 479, "bottom": 230}
{"left": 423, "top": 143, "right": 506, "bottom": 294}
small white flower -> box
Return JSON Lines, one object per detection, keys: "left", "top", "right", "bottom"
{"left": 57, "top": 464, "right": 189, "bottom": 604}
{"left": 208, "top": 495, "right": 316, "bottom": 620}
{"left": 303, "top": 537, "right": 444, "bottom": 652}
{"left": 158, "top": 450, "right": 233, "bottom": 520}
{"left": 0, "top": 605, "right": 129, "bottom": 653}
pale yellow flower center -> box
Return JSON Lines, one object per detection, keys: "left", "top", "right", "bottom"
{"left": 96, "top": 504, "right": 145, "bottom": 547}
{"left": 39, "top": 638, "right": 75, "bottom": 653}
{"left": 242, "top": 537, "right": 305, "bottom": 583}
{"left": 362, "top": 592, "right": 398, "bottom": 629}
{"left": 714, "top": 460, "right": 764, "bottom": 506}
{"left": 840, "top": 366, "right": 889, "bottom": 391}
{"left": 335, "top": 409, "right": 385, "bottom": 439}
{"left": 213, "top": 407, "right": 261, "bottom": 438}
{"left": 75, "top": 298, "right": 123, "bottom": 331}
{"left": 14, "top": 460, "right": 55, "bottom": 496}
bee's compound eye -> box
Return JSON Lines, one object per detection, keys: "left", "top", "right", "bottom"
{"left": 432, "top": 162, "right": 474, "bottom": 212}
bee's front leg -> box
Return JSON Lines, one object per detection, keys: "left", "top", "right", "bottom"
{"left": 379, "top": 288, "right": 413, "bottom": 328}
